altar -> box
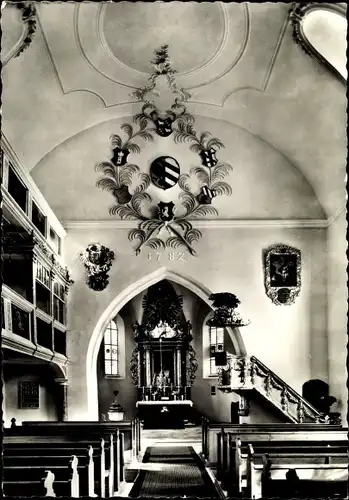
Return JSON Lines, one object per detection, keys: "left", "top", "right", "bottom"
{"left": 129, "top": 281, "right": 199, "bottom": 429}
{"left": 136, "top": 400, "right": 193, "bottom": 429}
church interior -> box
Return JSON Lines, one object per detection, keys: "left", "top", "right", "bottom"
{"left": 1, "top": 2, "right": 348, "bottom": 499}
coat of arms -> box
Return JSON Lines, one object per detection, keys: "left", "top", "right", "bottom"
{"left": 150, "top": 112, "right": 174, "bottom": 137}
{"left": 111, "top": 147, "right": 130, "bottom": 167}
{"left": 199, "top": 148, "right": 218, "bottom": 168}
{"left": 150, "top": 156, "right": 180, "bottom": 190}
{"left": 158, "top": 201, "right": 175, "bottom": 222}
{"left": 95, "top": 45, "right": 234, "bottom": 257}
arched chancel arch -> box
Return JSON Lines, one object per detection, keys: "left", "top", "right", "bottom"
{"left": 86, "top": 267, "right": 247, "bottom": 419}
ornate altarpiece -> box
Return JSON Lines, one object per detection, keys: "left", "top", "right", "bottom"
{"left": 130, "top": 281, "right": 198, "bottom": 402}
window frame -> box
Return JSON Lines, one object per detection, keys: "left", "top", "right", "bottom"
{"left": 209, "top": 325, "right": 224, "bottom": 377}
{"left": 104, "top": 319, "right": 119, "bottom": 377}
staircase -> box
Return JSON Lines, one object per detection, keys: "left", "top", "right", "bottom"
{"left": 218, "top": 355, "right": 322, "bottom": 423}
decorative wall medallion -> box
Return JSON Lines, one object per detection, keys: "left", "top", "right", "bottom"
{"left": 150, "top": 156, "right": 180, "bottom": 190}
{"left": 96, "top": 45, "right": 234, "bottom": 256}
{"left": 80, "top": 243, "right": 115, "bottom": 291}
{"left": 263, "top": 244, "right": 301, "bottom": 305}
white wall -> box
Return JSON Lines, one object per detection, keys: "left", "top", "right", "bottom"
{"left": 64, "top": 224, "right": 328, "bottom": 420}
{"left": 4, "top": 371, "right": 58, "bottom": 426}
{"left": 327, "top": 210, "right": 347, "bottom": 424}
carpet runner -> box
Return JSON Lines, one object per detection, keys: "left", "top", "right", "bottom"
{"left": 129, "top": 446, "right": 221, "bottom": 498}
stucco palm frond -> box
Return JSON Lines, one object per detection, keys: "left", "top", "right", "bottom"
{"left": 189, "top": 167, "right": 209, "bottom": 185}
{"left": 179, "top": 192, "right": 196, "bottom": 213}
{"left": 178, "top": 173, "right": 191, "bottom": 192}
{"left": 121, "top": 123, "right": 133, "bottom": 139}
{"left": 174, "top": 121, "right": 198, "bottom": 144}
{"left": 211, "top": 181, "right": 232, "bottom": 196}
{"left": 191, "top": 205, "right": 218, "bottom": 218}
{"left": 199, "top": 131, "right": 212, "bottom": 147}
{"left": 185, "top": 228, "right": 201, "bottom": 244}
{"left": 189, "top": 143, "right": 203, "bottom": 154}
{"left": 206, "top": 137, "right": 225, "bottom": 150}
{"left": 134, "top": 173, "right": 151, "bottom": 194}
{"left": 96, "top": 177, "right": 118, "bottom": 192}
{"left": 95, "top": 162, "right": 117, "bottom": 177}
{"left": 109, "top": 204, "right": 137, "bottom": 219}
{"left": 174, "top": 220, "right": 192, "bottom": 232}
{"left": 145, "top": 238, "right": 166, "bottom": 251}
{"left": 131, "top": 192, "right": 152, "bottom": 213}
{"left": 137, "top": 131, "right": 154, "bottom": 142}
{"left": 127, "top": 143, "right": 141, "bottom": 154}
{"left": 119, "top": 164, "right": 142, "bottom": 189}
{"left": 166, "top": 236, "right": 184, "bottom": 250}
{"left": 139, "top": 219, "right": 162, "bottom": 232}
{"left": 211, "top": 164, "right": 233, "bottom": 182}
{"left": 128, "top": 228, "right": 146, "bottom": 243}
{"left": 110, "top": 134, "right": 122, "bottom": 148}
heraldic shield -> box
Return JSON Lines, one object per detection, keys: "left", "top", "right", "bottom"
{"left": 150, "top": 156, "right": 180, "bottom": 190}
{"left": 199, "top": 148, "right": 218, "bottom": 168}
{"left": 158, "top": 201, "right": 175, "bottom": 222}
{"left": 111, "top": 147, "right": 130, "bottom": 167}
{"left": 152, "top": 116, "right": 173, "bottom": 137}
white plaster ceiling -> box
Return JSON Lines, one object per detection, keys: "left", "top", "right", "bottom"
{"left": 1, "top": 2, "right": 347, "bottom": 221}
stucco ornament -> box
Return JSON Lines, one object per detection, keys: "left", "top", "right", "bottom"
{"left": 263, "top": 244, "right": 301, "bottom": 305}
{"left": 95, "top": 45, "right": 234, "bottom": 256}
{"left": 3, "top": 2, "right": 37, "bottom": 66}
{"left": 289, "top": 3, "right": 346, "bottom": 86}
{"left": 80, "top": 243, "right": 115, "bottom": 291}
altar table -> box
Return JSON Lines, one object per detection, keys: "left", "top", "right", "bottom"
{"left": 136, "top": 400, "right": 193, "bottom": 429}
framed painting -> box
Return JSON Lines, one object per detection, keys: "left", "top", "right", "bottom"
{"left": 264, "top": 244, "right": 301, "bottom": 305}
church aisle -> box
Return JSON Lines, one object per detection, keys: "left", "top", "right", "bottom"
{"left": 128, "top": 446, "right": 221, "bottom": 498}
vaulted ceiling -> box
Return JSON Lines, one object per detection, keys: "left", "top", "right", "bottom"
{"left": 2, "top": 2, "right": 347, "bottom": 221}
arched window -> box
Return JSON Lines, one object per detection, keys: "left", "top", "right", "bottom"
{"left": 209, "top": 326, "right": 224, "bottom": 376}
{"left": 104, "top": 319, "right": 119, "bottom": 376}
{"left": 203, "top": 311, "right": 225, "bottom": 378}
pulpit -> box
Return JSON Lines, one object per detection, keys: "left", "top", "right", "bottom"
{"left": 129, "top": 281, "right": 198, "bottom": 428}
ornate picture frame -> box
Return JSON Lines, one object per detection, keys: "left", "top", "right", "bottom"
{"left": 264, "top": 244, "right": 301, "bottom": 306}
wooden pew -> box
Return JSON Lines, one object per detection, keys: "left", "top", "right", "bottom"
{"left": 204, "top": 422, "right": 346, "bottom": 465}
{"left": 3, "top": 436, "right": 113, "bottom": 497}
{"left": 246, "top": 444, "right": 348, "bottom": 499}
{"left": 3, "top": 420, "right": 137, "bottom": 497}
{"left": 6, "top": 420, "right": 137, "bottom": 486}
{"left": 20, "top": 419, "right": 138, "bottom": 464}
{"left": 227, "top": 435, "right": 348, "bottom": 495}
{"left": 3, "top": 454, "right": 80, "bottom": 498}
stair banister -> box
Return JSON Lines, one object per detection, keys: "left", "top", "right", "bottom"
{"left": 250, "top": 356, "right": 321, "bottom": 418}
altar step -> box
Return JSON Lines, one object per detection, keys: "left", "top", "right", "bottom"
{"left": 141, "top": 425, "right": 202, "bottom": 443}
